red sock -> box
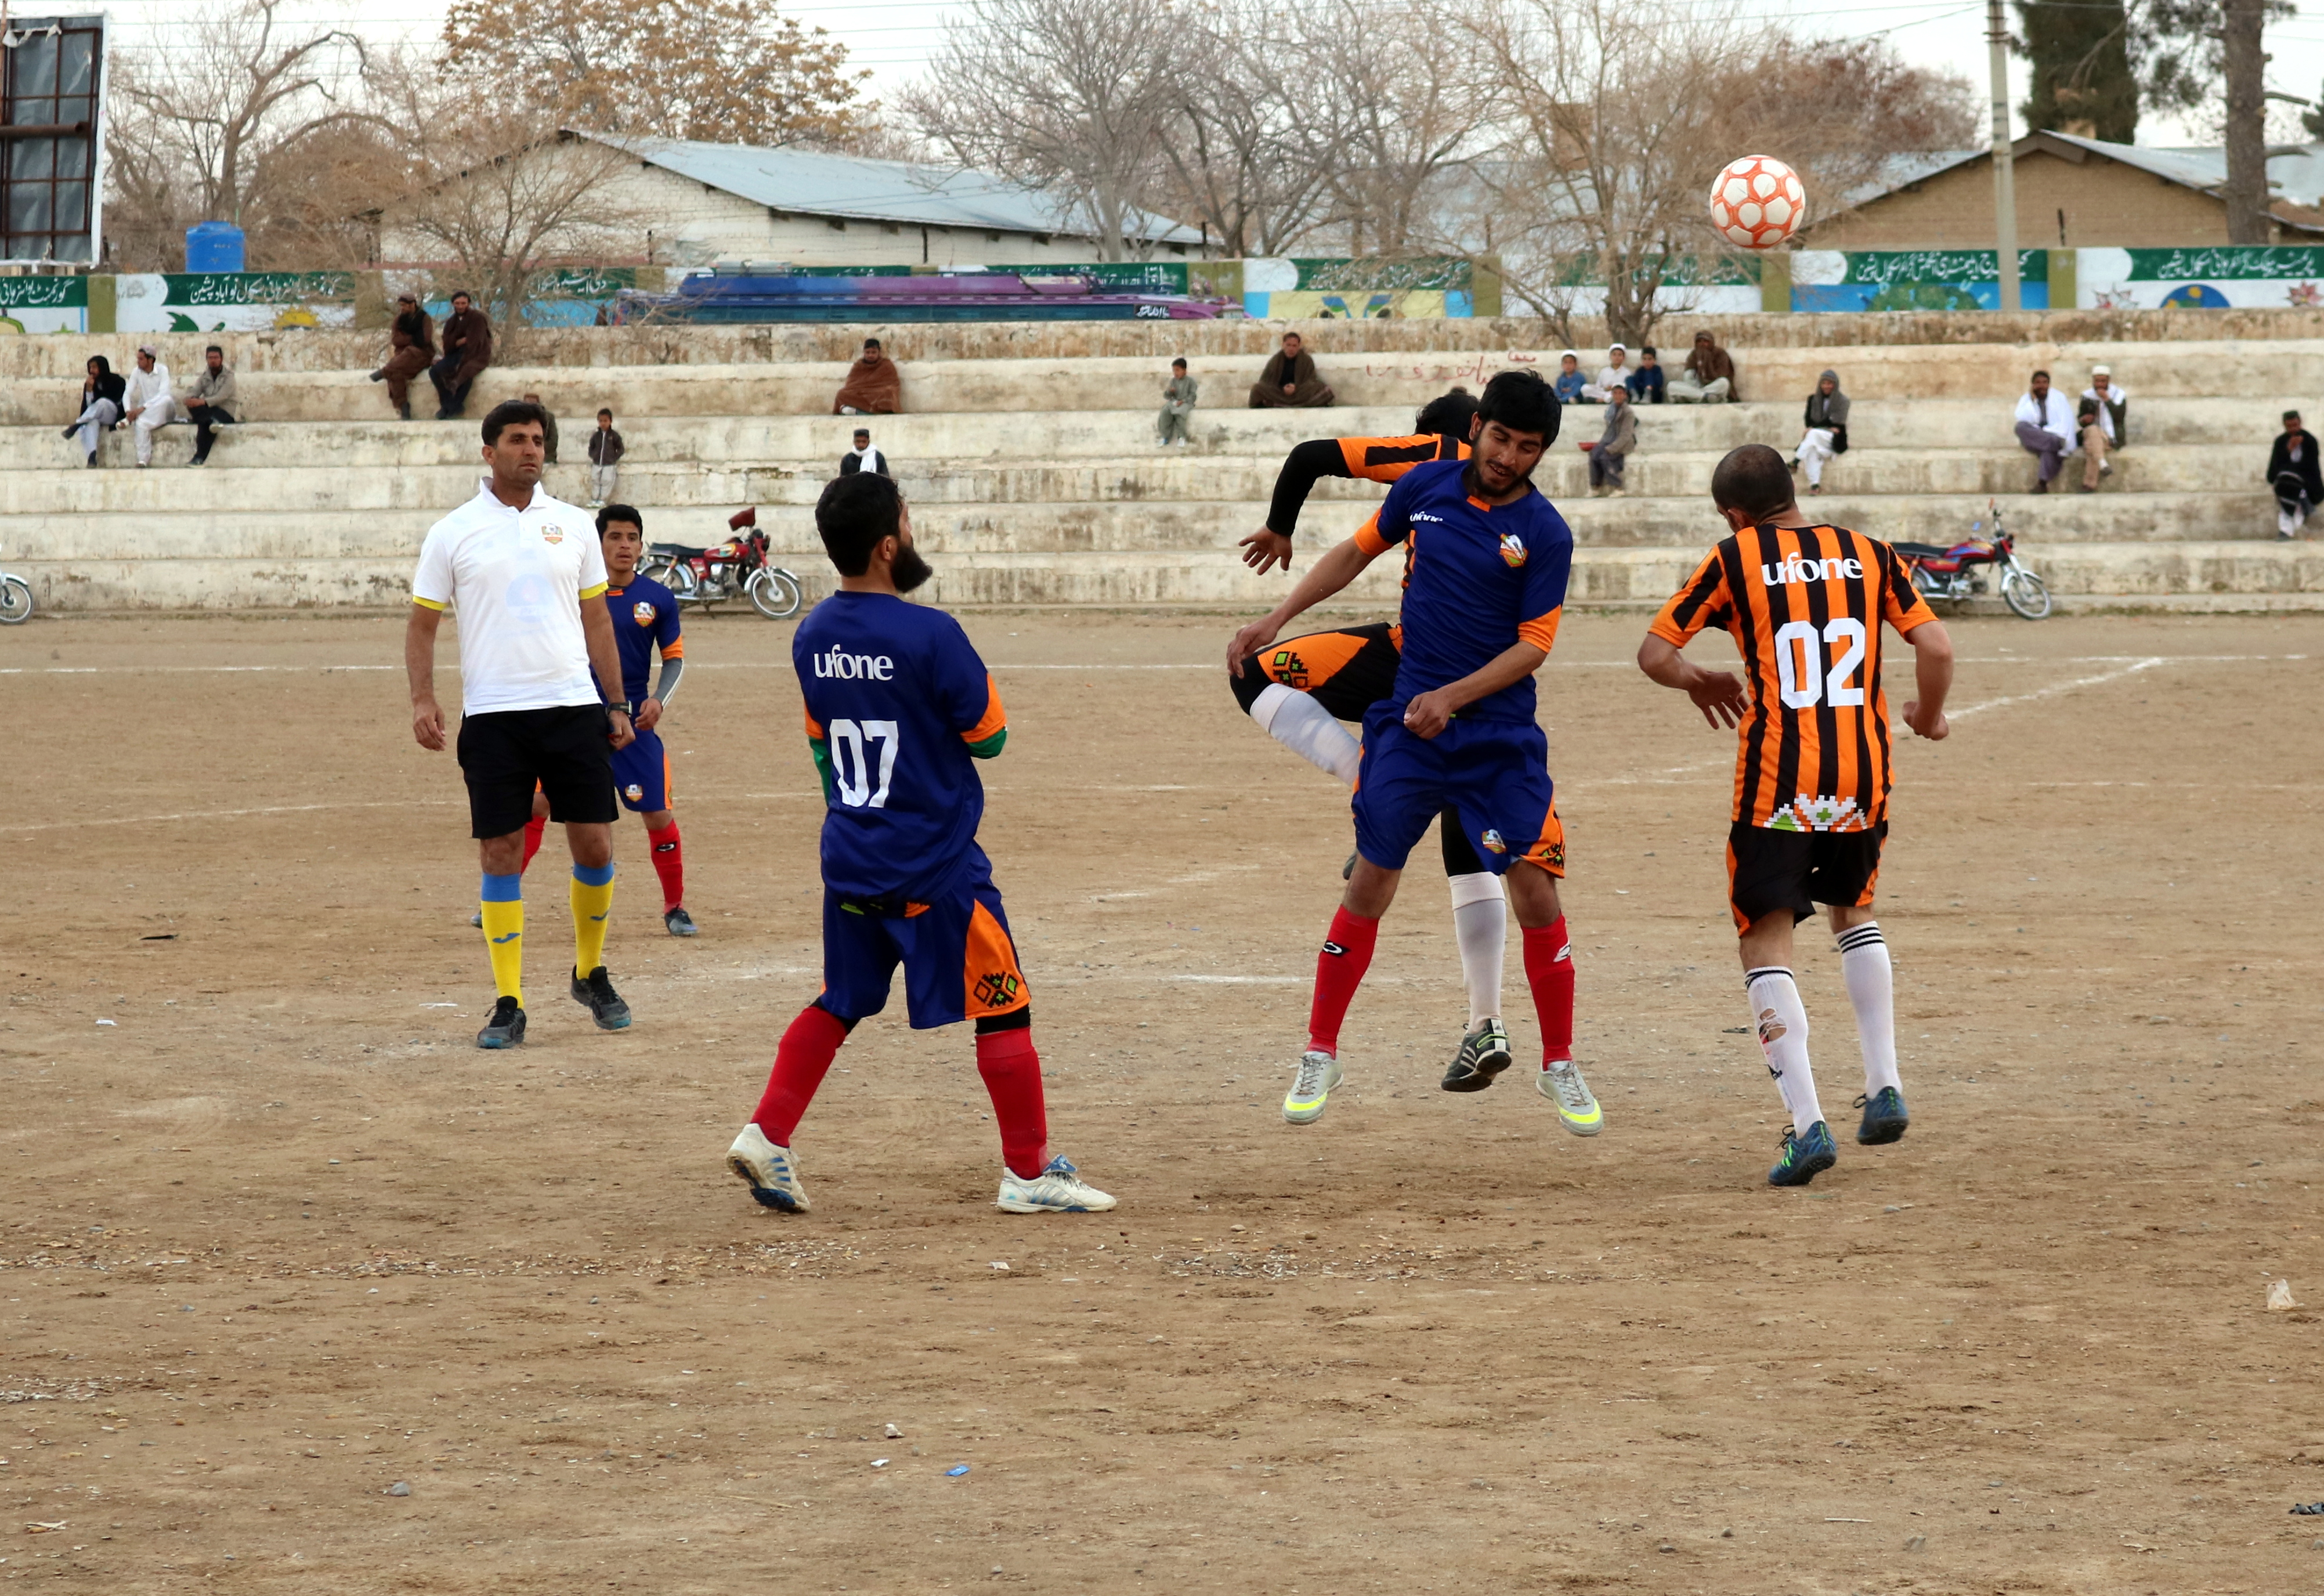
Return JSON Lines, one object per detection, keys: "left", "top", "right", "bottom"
{"left": 646, "top": 820, "right": 685, "bottom": 913}
{"left": 751, "top": 1005, "right": 850, "bottom": 1146}
{"left": 1306, "top": 907, "right": 1380, "bottom": 1056}
{"left": 520, "top": 814, "right": 548, "bottom": 871}
{"left": 1523, "top": 916, "right": 1575, "bottom": 1065}
{"left": 975, "top": 1026, "right": 1050, "bottom": 1179}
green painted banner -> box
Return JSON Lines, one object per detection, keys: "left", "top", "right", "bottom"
{"left": 161, "top": 272, "right": 355, "bottom": 306}
{"left": 2119, "top": 246, "right": 2324, "bottom": 281}
{"left": 1841, "top": 250, "right": 2048, "bottom": 286}
{"left": 0, "top": 275, "right": 84, "bottom": 308}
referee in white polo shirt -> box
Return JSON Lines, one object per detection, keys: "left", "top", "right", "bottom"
{"left": 406, "top": 398, "right": 639, "bottom": 1048}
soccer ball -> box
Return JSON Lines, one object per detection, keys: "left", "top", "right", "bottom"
{"left": 1708, "top": 155, "right": 1806, "bottom": 250}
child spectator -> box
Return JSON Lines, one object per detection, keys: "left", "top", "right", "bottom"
{"left": 588, "top": 408, "right": 624, "bottom": 507}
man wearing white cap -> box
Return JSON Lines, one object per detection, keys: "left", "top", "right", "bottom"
{"left": 1581, "top": 343, "right": 1631, "bottom": 402}
{"left": 120, "top": 344, "right": 176, "bottom": 468}
{"left": 2077, "top": 365, "right": 2127, "bottom": 490}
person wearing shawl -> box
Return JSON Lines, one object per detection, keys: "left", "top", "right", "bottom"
{"left": 371, "top": 293, "right": 435, "bottom": 421}
{"left": 1668, "top": 331, "right": 1736, "bottom": 403}
{"left": 1791, "top": 369, "right": 1849, "bottom": 495}
{"left": 1246, "top": 331, "right": 1335, "bottom": 408}
{"left": 1553, "top": 350, "right": 1586, "bottom": 405}
{"left": 834, "top": 337, "right": 903, "bottom": 415}
{"left": 2267, "top": 410, "right": 2323, "bottom": 539}
{"left": 63, "top": 354, "right": 126, "bottom": 467}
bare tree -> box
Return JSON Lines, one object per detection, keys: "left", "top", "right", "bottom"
{"left": 1150, "top": 1, "right": 1335, "bottom": 255}
{"left": 905, "top": 0, "right": 1182, "bottom": 261}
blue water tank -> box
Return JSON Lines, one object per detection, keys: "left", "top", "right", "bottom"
{"left": 185, "top": 222, "right": 245, "bottom": 274}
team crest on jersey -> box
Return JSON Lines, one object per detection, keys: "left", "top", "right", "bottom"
{"left": 632, "top": 600, "right": 656, "bottom": 626}
{"left": 1480, "top": 829, "right": 1507, "bottom": 854}
{"left": 624, "top": 782, "right": 644, "bottom": 801}
{"left": 973, "top": 970, "right": 1022, "bottom": 1009}
{"left": 541, "top": 524, "right": 564, "bottom": 545}
{"left": 1268, "top": 648, "right": 1310, "bottom": 688}
{"left": 1498, "top": 533, "right": 1527, "bottom": 568}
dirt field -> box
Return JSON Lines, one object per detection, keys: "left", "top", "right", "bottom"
{"left": 4, "top": 606, "right": 2321, "bottom": 1595}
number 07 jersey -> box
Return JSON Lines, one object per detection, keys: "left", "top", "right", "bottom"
{"left": 793, "top": 591, "right": 1009, "bottom": 901}
{"left": 1649, "top": 523, "right": 1936, "bottom": 833}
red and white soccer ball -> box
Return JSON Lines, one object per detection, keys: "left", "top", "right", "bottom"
{"left": 1708, "top": 155, "right": 1807, "bottom": 250}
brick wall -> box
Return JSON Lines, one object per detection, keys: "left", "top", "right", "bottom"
{"left": 1810, "top": 149, "right": 2266, "bottom": 249}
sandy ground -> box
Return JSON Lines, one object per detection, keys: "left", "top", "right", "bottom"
{"left": 3, "top": 606, "right": 2322, "bottom": 1595}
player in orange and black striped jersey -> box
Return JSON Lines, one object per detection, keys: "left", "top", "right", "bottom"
{"left": 1639, "top": 444, "right": 1954, "bottom": 1189}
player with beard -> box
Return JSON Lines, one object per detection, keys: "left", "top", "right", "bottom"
{"left": 725, "top": 475, "right": 1115, "bottom": 1215}
{"left": 1234, "top": 370, "right": 1601, "bottom": 1134}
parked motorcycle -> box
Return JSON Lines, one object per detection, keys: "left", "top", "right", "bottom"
{"left": 640, "top": 507, "right": 803, "bottom": 620}
{"left": 0, "top": 545, "right": 32, "bottom": 625}
{"left": 1893, "top": 500, "right": 2051, "bottom": 620}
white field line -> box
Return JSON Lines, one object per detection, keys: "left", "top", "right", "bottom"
{"left": 1947, "top": 655, "right": 2167, "bottom": 719}
{"left": 0, "top": 800, "right": 455, "bottom": 835}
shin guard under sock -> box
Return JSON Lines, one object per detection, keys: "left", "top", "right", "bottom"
{"left": 1745, "top": 966, "right": 1823, "bottom": 1135}
{"left": 646, "top": 821, "right": 685, "bottom": 913}
{"left": 570, "top": 861, "right": 615, "bottom": 975}
{"left": 753, "top": 1004, "right": 851, "bottom": 1146}
{"left": 1449, "top": 873, "right": 1507, "bottom": 1028}
{"left": 975, "top": 1026, "right": 1051, "bottom": 1179}
{"left": 1836, "top": 922, "right": 1901, "bottom": 1095}
{"left": 1521, "top": 916, "right": 1575, "bottom": 1066}
{"left": 479, "top": 872, "right": 523, "bottom": 1007}
{"left": 1306, "top": 907, "right": 1379, "bottom": 1056}
{"left": 1250, "top": 682, "right": 1362, "bottom": 786}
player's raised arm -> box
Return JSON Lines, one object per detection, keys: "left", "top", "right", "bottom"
{"left": 1238, "top": 392, "right": 1482, "bottom": 573}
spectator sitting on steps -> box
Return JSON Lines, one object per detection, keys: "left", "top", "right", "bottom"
{"left": 2013, "top": 368, "right": 2074, "bottom": 494}
{"left": 834, "top": 337, "right": 902, "bottom": 415}
{"left": 1581, "top": 343, "right": 1629, "bottom": 401}
{"left": 121, "top": 344, "right": 176, "bottom": 469}
{"left": 838, "top": 427, "right": 891, "bottom": 478}
{"left": 431, "top": 291, "right": 493, "bottom": 420}
{"left": 63, "top": 353, "right": 126, "bottom": 467}
{"left": 524, "top": 392, "right": 559, "bottom": 464}
{"left": 2080, "top": 364, "right": 2127, "bottom": 471}
{"left": 179, "top": 344, "right": 237, "bottom": 467}
{"left": 1581, "top": 381, "right": 1636, "bottom": 497}
{"left": 1553, "top": 349, "right": 1586, "bottom": 405}
{"left": 372, "top": 292, "right": 433, "bottom": 420}
{"left": 1247, "top": 331, "right": 1335, "bottom": 408}
{"left": 1791, "top": 369, "right": 1848, "bottom": 496}
{"left": 1668, "top": 331, "right": 1736, "bottom": 403}
{"left": 1626, "top": 345, "right": 1665, "bottom": 405}
{"left": 1158, "top": 357, "right": 1198, "bottom": 446}
{"left": 2268, "top": 409, "right": 2322, "bottom": 540}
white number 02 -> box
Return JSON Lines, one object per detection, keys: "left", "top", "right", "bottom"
{"left": 828, "top": 718, "right": 899, "bottom": 807}
{"left": 1773, "top": 618, "right": 1867, "bottom": 710}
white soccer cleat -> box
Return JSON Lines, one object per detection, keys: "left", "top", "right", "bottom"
{"left": 1282, "top": 1049, "right": 1344, "bottom": 1125}
{"left": 727, "top": 1122, "right": 811, "bottom": 1213}
{"left": 1536, "top": 1060, "right": 1604, "bottom": 1136}
{"left": 998, "top": 1156, "right": 1117, "bottom": 1213}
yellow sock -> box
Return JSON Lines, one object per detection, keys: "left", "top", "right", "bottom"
{"left": 571, "top": 862, "right": 616, "bottom": 977}
{"left": 479, "top": 886, "right": 523, "bottom": 1009}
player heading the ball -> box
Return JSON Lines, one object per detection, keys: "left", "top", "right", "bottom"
{"left": 725, "top": 472, "right": 1115, "bottom": 1216}
{"left": 1638, "top": 443, "right": 1954, "bottom": 1187}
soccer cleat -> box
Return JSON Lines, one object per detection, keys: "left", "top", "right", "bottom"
{"left": 1535, "top": 1060, "right": 1603, "bottom": 1135}
{"left": 469, "top": 909, "right": 483, "bottom": 929}
{"left": 1769, "top": 1121, "right": 1839, "bottom": 1187}
{"left": 570, "top": 965, "right": 632, "bottom": 1030}
{"left": 663, "top": 907, "right": 700, "bottom": 938}
{"left": 726, "top": 1123, "right": 809, "bottom": 1212}
{"left": 1853, "top": 1087, "right": 1910, "bottom": 1145}
{"left": 1282, "top": 1049, "right": 1343, "bottom": 1125}
{"left": 997, "top": 1155, "right": 1117, "bottom": 1214}
{"left": 1440, "top": 1018, "right": 1514, "bottom": 1093}
{"left": 1342, "top": 851, "right": 1357, "bottom": 881}
{"left": 476, "top": 995, "right": 526, "bottom": 1049}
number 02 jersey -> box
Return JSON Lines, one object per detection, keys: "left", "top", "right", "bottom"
{"left": 1649, "top": 523, "right": 1936, "bottom": 833}
{"left": 793, "top": 591, "right": 1009, "bottom": 902}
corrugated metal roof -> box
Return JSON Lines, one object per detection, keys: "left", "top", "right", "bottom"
{"left": 577, "top": 132, "right": 1203, "bottom": 245}
{"left": 1841, "top": 133, "right": 2324, "bottom": 226}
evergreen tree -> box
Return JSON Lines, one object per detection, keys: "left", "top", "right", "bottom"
{"left": 2016, "top": 0, "right": 2139, "bottom": 142}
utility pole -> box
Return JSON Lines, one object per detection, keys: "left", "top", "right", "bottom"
{"left": 1988, "top": 0, "right": 2019, "bottom": 310}
{"left": 2222, "top": 0, "right": 2270, "bottom": 243}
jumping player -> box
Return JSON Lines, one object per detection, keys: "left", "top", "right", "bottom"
{"left": 1637, "top": 443, "right": 1954, "bottom": 1187}
{"left": 407, "top": 399, "right": 636, "bottom": 1047}
{"left": 1237, "top": 370, "right": 1602, "bottom": 1133}
{"left": 725, "top": 472, "right": 1115, "bottom": 1215}
{"left": 1228, "top": 391, "right": 1533, "bottom": 1089}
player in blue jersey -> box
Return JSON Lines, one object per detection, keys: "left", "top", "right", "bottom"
{"left": 1227, "top": 370, "right": 1604, "bottom": 1133}
{"left": 725, "top": 471, "right": 1116, "bottom": 1216}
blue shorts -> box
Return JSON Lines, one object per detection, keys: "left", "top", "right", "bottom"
{"left": 609, "top": 727, "right": 670, "bottom": 813}
{"left": 1351, "top": 707, "right": 1567, "bottom": 878}
{"left": 819, "top": 853, "right": 1032, "bottom": 1030}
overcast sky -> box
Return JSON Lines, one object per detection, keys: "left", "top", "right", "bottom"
{"left": 92, "top": 0, "right": 2324, "bottom": 150}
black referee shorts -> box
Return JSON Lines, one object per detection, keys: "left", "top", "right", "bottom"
{"left": 457, "top": 705, "right": 618, "bottom": 839}
{"left": 1726, "top": 820, "right": 1886, "bottom": 931}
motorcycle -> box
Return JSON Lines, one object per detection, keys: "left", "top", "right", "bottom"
{"left": 0, "top": 545, "right": 31, "bottom": 625}
{"left": 1893, "top": 499, "right": 2052, "bottom": 620}
{"left": 640, "top": 507, "right": 803, "bottom": 620}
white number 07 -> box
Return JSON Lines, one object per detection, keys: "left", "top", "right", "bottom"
{"left": 1773, "top": 618, "right": 1867, "bottom": 710}
{"left": 828, "top": 718, "right": 899, "bottom": 807}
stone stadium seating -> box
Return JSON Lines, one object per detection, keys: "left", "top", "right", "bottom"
{"left": 6, "top": 326, "right": 2318, "bottom": 613}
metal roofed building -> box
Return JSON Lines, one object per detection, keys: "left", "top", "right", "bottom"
{"left": 574, "top": 132, "right": 1214, "bottom": 269}
{"left": 1808, "top": 131, "right": 2324, "bottom": 248}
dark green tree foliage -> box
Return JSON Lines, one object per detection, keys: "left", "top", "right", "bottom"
{"left": 2015, "top": 0, "right": 2138, "bottom": 142}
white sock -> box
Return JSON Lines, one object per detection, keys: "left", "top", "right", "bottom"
{"left": 1249, "top": 682, "right": 1361, "bottom": 785}
{"left": 1448, "top": 872, "right": 1506, "bottom": 1027}
{"left": 1745, "top": 966, "right": 1823, "bottom": 1136}
{"left": 1835, "top": 921, "right": 1901, "bottom": 1095}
